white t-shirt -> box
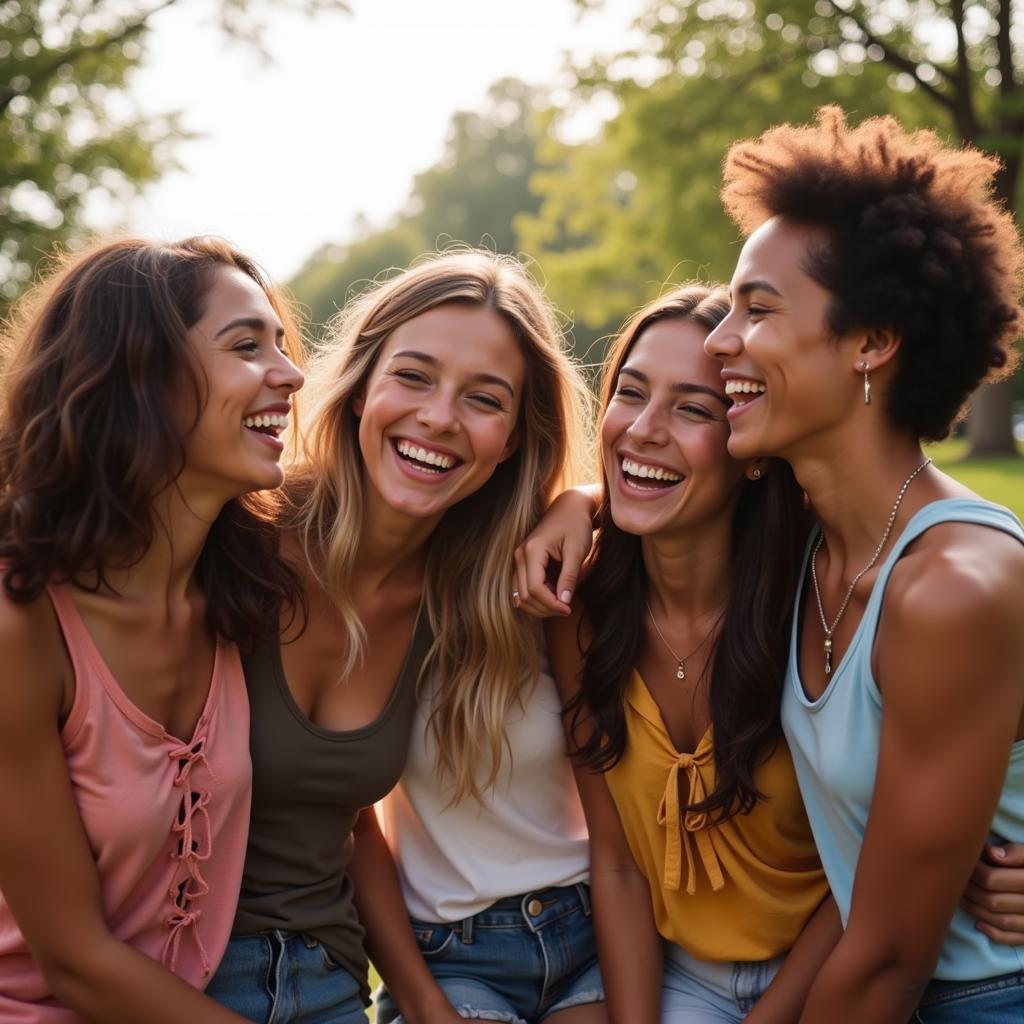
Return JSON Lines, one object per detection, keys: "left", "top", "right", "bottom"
{"left": 376, "top": 660, "right": 590, "bottom": 923}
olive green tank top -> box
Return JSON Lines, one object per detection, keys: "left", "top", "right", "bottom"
{"left": 232, "top": 610, "right": 431, "bottom": 1003}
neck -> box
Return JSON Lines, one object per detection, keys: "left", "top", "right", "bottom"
{"left": 640, "top": 514, "right": 733, "bottom": 622}
{"left": 785, "top": 420, "right": 932, "bottom": 568}
{"left": 88, "top": 484, "right": 223, "bottom": 609}
{"left": 354, "top": 488, "right": 437, "bottom": 592}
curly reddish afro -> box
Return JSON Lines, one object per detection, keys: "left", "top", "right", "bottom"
{"left": 722, "top": 106, "right": 1023, "bottom": 441}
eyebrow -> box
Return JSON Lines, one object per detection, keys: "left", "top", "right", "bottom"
{"left": 214, "top": 316, "right": 285, "bottom": 340}
{"left": 735, "top": 279, "right": 783, "bottom": 299}
{"left": 618, "top": 367, "right": 729, "bottom": 407}
{"left": 390, "top": 349, "right": 516, "bottom": 397}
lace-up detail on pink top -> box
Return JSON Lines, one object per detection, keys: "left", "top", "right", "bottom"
{"left": 0, "top": 584, "right": 251, "bottom": 1022}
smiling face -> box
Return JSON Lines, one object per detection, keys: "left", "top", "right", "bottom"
{"left": 601, "top": 317, "right": 747, "bottom": 539}
{"left": 180, "top": 266, "right": 304, "bottom": 499}
{"left": 704, "top": 217, "right": 864, "bottom": 461}
{"left": 354, "top": 302, "right": 525, "bottom": 523}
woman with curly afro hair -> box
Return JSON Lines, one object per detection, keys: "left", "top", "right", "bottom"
{"left": 704, "top": 106, "right": 1024, "bottom": 1022}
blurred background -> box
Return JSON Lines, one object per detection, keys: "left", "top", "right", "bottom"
{"left": 2, "top": 0, "right": 1022, "bottom": 505}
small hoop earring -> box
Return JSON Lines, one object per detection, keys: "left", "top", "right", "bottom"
{"left": 751, "top": 467, "right": 762, "bottom": 480}
{"left": 859, "top": 360, "right": 872, "bottom": 405}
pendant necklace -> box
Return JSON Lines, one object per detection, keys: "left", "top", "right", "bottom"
{"left": 810, "top": 456, "right": 932, "bottom": 676}
{"left": 645, "top": 600, "right": 723, "bottom": 681}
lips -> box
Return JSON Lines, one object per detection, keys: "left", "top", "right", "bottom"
{"left": 617, "top": 453, "right": 684, "bottom": 496}
{"left": 390, "top": 437, "right": 463, "bottom": 479}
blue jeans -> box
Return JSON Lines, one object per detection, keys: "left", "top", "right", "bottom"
{"left": 374, "top": 883, "right": 604, "bottom": 1023}
{"left": 913, "top": 972, "right": 1024, "bottom": 1022}
{"left": 660, "top": 941, "right": 783, "bottom": 1023}
{"left": 206, "top": 931, "right": 367, "bottom": 1024}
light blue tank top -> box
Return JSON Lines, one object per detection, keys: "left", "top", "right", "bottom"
{"left": 782, "top": 498, "right": 1024, "bottom": 981}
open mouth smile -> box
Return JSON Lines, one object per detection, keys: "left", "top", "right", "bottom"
{"left": 619, "top": 455, "right": 684, "bottom": 496}
{"left": 391, "top": 437, "right": 463, "bottom": 479}
{"left": 724, "top": 378, "right": 766, "bottom": 419}
{"left": 243, "top": 412, "right": 288, "bottom": 450}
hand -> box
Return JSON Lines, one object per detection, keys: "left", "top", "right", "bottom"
{"left": 961, "top": 842, "right": 1024, "bottom": 944}
{"left": 403, "top": 993, "right": 464, "bottom": 1024}
{"left": 513, "top": 485, "right": 598, "bottom": 618}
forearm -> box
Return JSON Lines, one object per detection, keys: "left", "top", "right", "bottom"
{"left": 746, "top": 895, "right": 841, "bottom": 1024}
{"left": 797, "top": 935, "right": 931, "bottom": 1024}
{"left": 44, "top": 935, "right": 247, "bottom": 1024}
{"left": 349, "top": 811, "right": 455, "bottom": 1024}
{"left": 590, "top": 867, "right": 663, "bottom": 1024}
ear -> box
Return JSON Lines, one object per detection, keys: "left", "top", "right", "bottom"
{"left": 498, "top": 429, "right": 520, "bottom": 464}
{"left": 853, "top": 325, "right": 901, "bottom": 375}
{"left": 352, "top": 388, "right": 365, "bottom": 418}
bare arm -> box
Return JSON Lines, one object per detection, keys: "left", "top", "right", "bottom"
{"left": 349, "top": 808, "right": 462, "bottom": 1024}
{"left": 546, "top": 611, "right": 663, "bottom": 1024}
{"left": 514, "top": 484, "right": 600, "bottom": 618}
{"left": 745, "top": 895, "right": 842, "bottom": 1024}
{"left": 799, "top": 532, "right": 1024, "bottom": 1023}
{"left": 0, "top": 598, "right": 248, "bottom": 1024}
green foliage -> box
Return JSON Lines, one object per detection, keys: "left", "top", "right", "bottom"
{"left": 1, "top": 0, "right": 347, "bottom": 305}
{"left": 288, "top": 78, "right": 547, "bottom": 338}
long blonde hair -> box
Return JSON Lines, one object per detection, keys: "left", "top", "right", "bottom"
{"left": 290, "top": 250, "right": 591, "bottom": 801}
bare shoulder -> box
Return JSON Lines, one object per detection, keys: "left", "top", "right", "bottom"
{"left": 545, "top": 602, "right": 591, "bottom": 703}
{"left": 886, "top": 519, "right": 1024, "bottom": 632}
{"left": 878, "top": 521, "right": 1024, "bottom": 728}
{"left": 0, "top": 583, "right": 68, "bottom": 725}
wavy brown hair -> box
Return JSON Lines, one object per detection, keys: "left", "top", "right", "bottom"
{"left": 567, "top": 284, "right": 811, "bottom": 823}
{"left": 0, "top": 236, "right": 305, "bottom": 650}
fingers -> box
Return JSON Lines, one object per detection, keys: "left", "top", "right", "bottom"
{"left": 973, "top": 919, "right": 1024, "bottom": 945}
{"left": 984, "top": 842, "right": 1024, "bottom": 867}
{"left": 512, "top": 539, "right": 571, "bottom": 619}
{"left": 553, "top": 540, "right": 585, "bottom": 607}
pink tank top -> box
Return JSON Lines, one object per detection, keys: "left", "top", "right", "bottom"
{"left": 0, "top": 584, "right": 252, "bottom": 1022}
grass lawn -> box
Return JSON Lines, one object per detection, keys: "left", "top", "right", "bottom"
{"left": 925, "top": 438, "right": 1024, "bottom": 519}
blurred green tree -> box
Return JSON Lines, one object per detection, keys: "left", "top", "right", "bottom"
{"left": 0, "top": 0, "right": 347, "bottom": 305}
{"left": 531, "top": 0, "right": 1022, "bottom": 453}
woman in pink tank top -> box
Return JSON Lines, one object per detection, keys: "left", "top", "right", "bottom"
{"left": 0, "top": 238, "right": 304, "bottom": 1023}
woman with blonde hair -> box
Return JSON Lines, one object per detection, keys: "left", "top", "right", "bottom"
{"left": 205, "top": 250, "right": 594, "bottom": 1024}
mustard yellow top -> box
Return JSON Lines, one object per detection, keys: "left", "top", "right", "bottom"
{"left": 604, "top": 671, "right": 827, "bottom": 962}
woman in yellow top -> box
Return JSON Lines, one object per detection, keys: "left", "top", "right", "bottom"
{"left": 544, "top": 284, "right": 841, "bottom": 1023}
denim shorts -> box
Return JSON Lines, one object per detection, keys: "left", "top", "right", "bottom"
{"left": 660, "top": 940, "right": 783, "bottom": 1023}
{"left": 913, "top": 971, "right": 1024, "bottom": 1022}
{"left": 206, "top": 931, "right": 367, "bottom": 1024}
{"left": 374, "top": 883, "right": 604, "bottom": 1023}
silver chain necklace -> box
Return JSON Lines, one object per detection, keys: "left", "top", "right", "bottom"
{"left": 811, "top": 456, "right": 932, "bottom": 676}
{"left": 644, "top": 600, "right": 722, "bottom": 681}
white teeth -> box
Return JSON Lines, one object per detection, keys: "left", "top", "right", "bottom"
{"left": 396, "top": 440, "right": 456, "bottom": 470}
{"left": 724, "top": 380, "right": 766, "bottom": 396}
{"left": 621, "top": 457, "right": 682, "bottom": 483}
{"left": 243, "top": 413, "right": 289, "bottom": 430}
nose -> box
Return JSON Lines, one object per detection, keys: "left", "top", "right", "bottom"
{"left": 269, "top": 347, "right": 304, "bottom": 395}
{"left": 415, "top": 388, "right": 459, "bottom": 435}
{"left": 704, "top": 311, "right": 742, "bottom": 362}
{"left": 626, "top": 402, "right": 668, "bottom": 447}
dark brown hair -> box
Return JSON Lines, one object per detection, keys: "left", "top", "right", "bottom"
{"left": 722, "top": 106, "right": 1024, "bottom": 441}
{"left": 567, "top": 285, "right": 811, "bottom": 823}
{"left": 0, "top": 236, "right": 304, "bottom": 649}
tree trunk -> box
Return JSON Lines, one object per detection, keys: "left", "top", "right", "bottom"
{"left": 966, "top": 377, "right": 1019, "bottom": 457}
{"left": 966, "top": 147, "right": 1021, "bottom": 459}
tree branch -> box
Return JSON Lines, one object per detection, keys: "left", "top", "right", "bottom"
{"left": 0, "top": 0, "right": 181, "bottom": 117}
{"left": 821, "top": 0, "right": 958, "bottom": 114}
{"left": 949, "top": 0, "right": 979, "bottom": 139}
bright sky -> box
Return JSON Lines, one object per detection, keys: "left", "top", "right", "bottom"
{"left": 123, "top": 0, "right": 644, "bottom": 282}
